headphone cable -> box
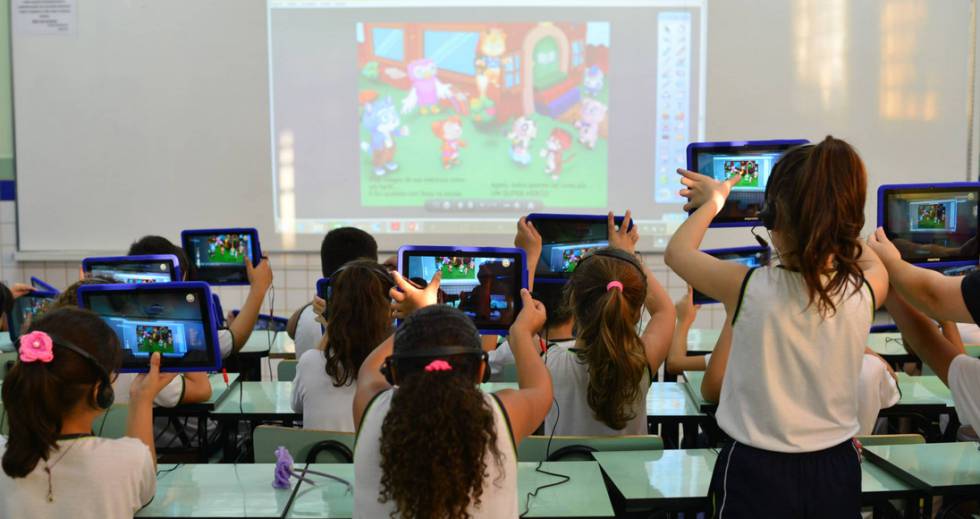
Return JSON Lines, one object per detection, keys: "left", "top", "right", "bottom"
{"left": 519, "top": 392, "right": 570, "bottom": 517}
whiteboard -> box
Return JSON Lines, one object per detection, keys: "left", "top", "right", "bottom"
{"left": 11, "top": 0, "right": 977, "bottom": 254}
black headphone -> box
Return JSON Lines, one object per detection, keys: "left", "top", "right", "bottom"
{"left": 323, "top": 262, "right": 396, "bottom": 320}
{"left": 43, "top": 337, "right": 115, "bottom": 409}
{"left": 381, "top": 346, "right": 491, "bottom": 385}
{"left": 575, "top": 247, "right": 648, "bottom": 285}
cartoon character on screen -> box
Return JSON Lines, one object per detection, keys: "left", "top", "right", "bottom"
{"left": 474, "top": 28, "right": 508, "bottom": 99}
{"left": 583, "top": 65, "right": 605, "bottom": 97}
{"left": 541, "top": 128, "right": 573, "bottom": 180}
{"left": 432, "top": 116, "right": 466, "bottom": 170}
{"left": 507, "top": 116, "right": 537, "bottom": 166}
{"left": 360, "top": 91, "right": 408, "bottom": 177}
{"left": 574, "top": 98, "right": 607, "bottom": 150}
{"left": 401, "top": 59, "right": 454, "bottom": 116}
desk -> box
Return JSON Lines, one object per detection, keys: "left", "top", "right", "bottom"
{"left": 269, "top": 333, "right": 296, "bottom": 359}
{"left": 646, "top": 382, "right": 707, "bottom": 448}
{"left": 680, "top": 371, "right": 715, "bottom": 414}
{"left": 233, "top": 330, "right": 291, "bottom": 380}
{"left": 866, "top": 442, "right": 980, "bottom": 495}
{"left": 686, "top": 329, "right": 720, "bottom": 356}
{"left": 593, "top": 449, "right": 717, "bottom": 513}
{"left": 153, "top": 373, "right": 240, "bottom": 461}
{"left": 137, "top": 462, "right": 614, "bottom": 518}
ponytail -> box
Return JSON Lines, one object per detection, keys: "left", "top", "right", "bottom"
{"left": 379, "top": 358, "right": 502, "bottom": 519}
{"left": 1, "top": 307, "right": 121, "bottom": 478}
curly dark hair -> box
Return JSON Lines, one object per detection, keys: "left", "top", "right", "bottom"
{"left": 378, "top": 305, "right": 503, "bottom": 519}
{"left": 324, "top": 259, "right": 394, "bottom": 386}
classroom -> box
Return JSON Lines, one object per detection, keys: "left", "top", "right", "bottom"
{"left": 1, "top": 0, "right": 979, "bottom": 517}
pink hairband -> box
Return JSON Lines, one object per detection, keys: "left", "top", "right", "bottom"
{"left": 19, "top": 331, "right": 54, "bottom": 364}
{"left": 606, "top": 281, "right": 624, "bottom": 292}
{"left": 424, "top": 360, "right": 453, "bottom": 372}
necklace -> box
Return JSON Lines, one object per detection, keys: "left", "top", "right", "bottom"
{"left": 44, "top": 435, "right": 88, "bottom": 503}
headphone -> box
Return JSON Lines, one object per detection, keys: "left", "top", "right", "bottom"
{"left": 575, "top": 248, "right": 648, "bottom": 285}
{"left": 322, "top": 262, "right": 395, "bottom": 320}
{"left": 381, "top": 346, "right": 491, "bottom": 385}
{"left": 50, "top": 337, "right": 115, "bottom": 410}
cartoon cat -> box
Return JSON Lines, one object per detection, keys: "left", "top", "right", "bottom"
{"left": 401, "top": 59, "right": 453, "bottom": 115}
{"left": 432, "top": 116, "right": 466, "bottom": 169}
{"left": 507, "top": 116, "right": 537, "bottom": 166}
{"left": 475, "top": 28, "right": 508, "bottom": 99}
{"left": 360, "top": 92, "right": 409, "bottom": 176}
{"left": 540, "top": 128, "right": 573, "bottom": 180}
{"left": 583, "top": 65, "right": 605, "bottom": 97}
{"left": 574, "top": 98, "right": 607, "bottom": 150}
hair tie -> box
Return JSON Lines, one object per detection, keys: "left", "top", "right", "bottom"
{"left": 424, "top": 360, "right": 453, "bottom": 372}
{"left": 606, "top": 281, "right": 624, "bottom": 292}
{"left": 19, "top": 331, "right": 54, "bottom": 364}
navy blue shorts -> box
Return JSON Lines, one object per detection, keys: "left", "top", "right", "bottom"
{"left": 709, "top": 439, "right": 861, "bottom": 518}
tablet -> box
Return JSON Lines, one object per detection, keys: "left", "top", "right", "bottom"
{"left": 692, "top": 246, "right": 771, "bottom": 305}
{"left": 878, "top": 183, "right": 980, "bottom": 268}
{"left": 76, "top": 282, "right": 221, "bottom": 373}
{"left": 82, "top": 255, "right": 181, "bottom": 284}
{"left": 181, "top": 228, "right": 261, "bottom": 285}
{"left": 7, "top": 290, "right": 58, "bottom": 342}
{"left": 30, "top": 276, "right": 59, "bottom": 293}
{"left": 398, "top": 246, "right": 527, "bottom": 334}
{"left": 231, "top": 310, "right": 289, "bottom": 332}
{"left": 686, "top": 139, "right": 809, "bottom": 227}
{"left": 526, "top": 213, "right": 630, "bottom": 278}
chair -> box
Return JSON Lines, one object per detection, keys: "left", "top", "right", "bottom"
{"left": 277, "top": 360, "right": 298, "bottom": 382}
{"left": 252, "top": 425, "right": 355, "bottom": 463}
{"left": 93, "top": 404, "right": 130, "bottom": 439}
{"left": 517, "top": 434, "right": 664, "bottom": 462}
{"left": 854, "top": 433, "right": 925, "bottom": 446}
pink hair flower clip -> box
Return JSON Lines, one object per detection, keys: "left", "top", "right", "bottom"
{"left": 425, "top": 360, "right": 453, "bottom": 372}
{"left": 19, "top": 331, "right": 54, "bottom": 364}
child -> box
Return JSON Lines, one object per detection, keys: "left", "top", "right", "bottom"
{"left": 352, "top": 272, "right": 553, "bottom": 518}
{"left": 128, "top": 235, "right": 273, "bottom": 358}
{"left": 867, "top": 229, "right": 980, "bottom": 433}
{"left": 287, "top": 227, "right": 379, "bottom": 359}
{"left": 0, "top": 307, "right": 173, "bottom": 517}
{"left": 291, "top": 259, "right": 394, "bottom": 431}
{"left": 666, "top": 287, "right": 712, "bottom": 374}
{"left": 666, "top": 136, "right": 889, "bottom": 517}
{"left": 546, "top": 211, "right": 676, "bottom": 435}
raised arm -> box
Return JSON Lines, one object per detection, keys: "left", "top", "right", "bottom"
{"left": 493, "top": 289, "right": 553, "bottom": 443}
{"left": 228, "top": 257, "right": 274, "bottom": 351}
{"left": 666, "top": 287, "right": 709, "bottom": 374}
{"left": 701, "top": 317, "right": 733, "bottom": 402}
{"left": 178, "top": 372, "right": 213, "bottom": 404}
{"left": 664, "top": 169, "right": 749, "bottom": 311}
{"left": 856, "top": 242, "right": 889, "bottom": 308}
{"left": 514, "top": 216, "right": 542, "bottom": 293}
{"left": 126, "top": 352, "right": 177, "bottom": 468}
{"left": 868, "top": 228, "right": 971, "bottom": 322}
{"left": 884, "top": 288, "right": 964, "bottom": 384}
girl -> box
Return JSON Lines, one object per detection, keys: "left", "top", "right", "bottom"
{"left": 353, "top": 272, "right": 553, "bottom": 518}
{"left": 291, "top": 259, "right": 394, "bottom": 431}
{"left": 666, "top": 136, "right": 889, "bottom": 517}
{"left": 546, "top": 211, "right": 676, "bottom": 435}
{"left": 0, "top": 307, "right": 174, "bottom": 518}
{"left": 666, "top": 287, "right": 712, "bottom": 375}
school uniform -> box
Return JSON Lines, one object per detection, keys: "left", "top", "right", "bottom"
{"left": 544, "top": 341, "right": 649, "bottom": 436}
{"left": 290, "top": 348, "right": 357, "bottom": 432}
{"left": 857, "top": 353, "right": 901, "bottom": 435}
{"left": 946, "top": 271, "right": 980, "bottom": 429}
{"left": 710, "top": 266, "right": 873, "bottom": 518}
{"left": 488, "top": 337, "right": 573, "bottom": 376}
{"left": 293, "top": 304, "right": 323, "bottom": 361}
{"left": 0, "top": 435, "right": 155, "bottom": 519}
{"left": 353, "top": 389, "right": 517, "bottom": 518}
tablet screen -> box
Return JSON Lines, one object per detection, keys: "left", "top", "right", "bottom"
{"left": 692, "top": 247, "right": 770, "bottom": 305}
{"left": 400, "top": 248, "right": 525, "bottom": 333}
{"left": 529, "top": 215, "right": 625, "bottom": 278}
{"left": 78, "top": 284, "right": 219, "bottom": 372}
{"left": 182, "top": 230, "right": 259, "bottom": 285}
{"left": 882, "top": 185, "right": 979, "bottom": 265}
{"left": 687, "top": 140, "right": 807, "bottom": 225}
{"left": 85, "top": 257, "right": 178, "bottom": 284}
{"left": 8, "top": 292, "right": 57, "bottom": 342}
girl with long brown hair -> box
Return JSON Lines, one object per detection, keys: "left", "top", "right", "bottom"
{"left": 666, "top": 136, "right": 889, "bottom": 518}
{"left": 543, "top": 211, "right": 676, "bottom": 435}
{"left": 352, "top": 271, "right": 553, "bottom": 519}
{"left": 291, "top": 259, "right": 394, "bottom": 432}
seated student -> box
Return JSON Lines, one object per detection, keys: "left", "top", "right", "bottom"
{"left": 50, "top": 278, "right": 212, "bottom": 407}
{"left": 0, "top": 307, "right": 174, "bottom": 517}
{"left": 667, "top": 137, "right": 889, "bottom": 517}
{"left": 128, "top": 235, "right": 273, "bottom": 358}
{"left": 353, "top": 272, "right": 553, "bottom": 518}
{"left": 545, "top": 211, "right": 675, "bottom": 436}
{"left": 867, "top": 229, "right": 980, "bottom": 431}
{"left": 286, "top": 227, "right": 379, "bottom": 359}
{"left": 291, "top": 259, "right": 394, "bottom": 431}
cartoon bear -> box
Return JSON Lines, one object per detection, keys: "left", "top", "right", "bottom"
{"left": 360, "top": 92, "right": 408, "bottom": 176}
{"left": 583, "top": 65, "right": 605, "bottom": 97}
{"left": 475, "top": 28, "right": 508, "bottom": 99}
{"left": 574, "top": 98, "right": 607, "bottom": 150}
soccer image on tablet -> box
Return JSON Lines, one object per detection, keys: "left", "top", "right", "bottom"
{"left": 910, "top": 200, "right": 956, "bottom": 232}
{"left": 204, "top": 234, "right": 250, "bottom": 265}
{"left": 18, "top": 298, "right": 52, "bottom": 329}
{"left": 357, "top": 21, "right": 611, "bottom": 207}
{"left": 136, "top": 325, "right": 176, "bottom": 355}
{"left": 723, "top": 160, "right": 760, "bottom": 188}
{"left": 708, "top": 154, "right": 773, "bottom": 192}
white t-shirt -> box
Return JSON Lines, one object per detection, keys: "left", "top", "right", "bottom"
{"left": 718, "top": 267, "right": 874, "bottom": 453}
{"left": 949, "top": 354, "right": 980, "bottom": 429}
{"left": 488, "top": 338, "right": 573, "bottom": 376}
{"left": 217, "top": 329, "right": 235, "bottom": 359}
{"left": 353, "top": 389, "right": 517, "bottom": 518}
{"left": 291, "top": 349, "right": 357, "bottom": 432}
{"left": 857, "top": 353, "right": 901, "bottom": 435}
{"left": 544, "top": 341, "right": 650, "bottom": 436}
{"left": 294, "top": 305, "right": 323, "bottom": 361}
{"left": 0, "top": 435, "right": 155, "bottom": 518}
{"left": 114, "top": 373, "right": 185, "bottom": 407}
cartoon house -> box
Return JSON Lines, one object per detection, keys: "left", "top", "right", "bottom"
{"left": 357, "top": 22, "right": 606, "bottom": 122}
